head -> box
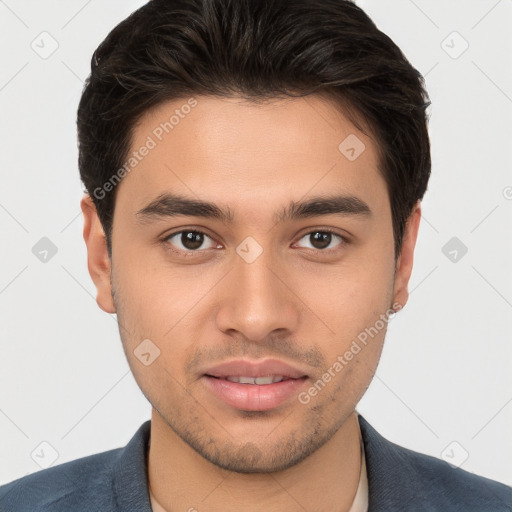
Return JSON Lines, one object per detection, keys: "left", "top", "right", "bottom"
{"left": 79, "top": 0, "right": 430, "bottom": 472}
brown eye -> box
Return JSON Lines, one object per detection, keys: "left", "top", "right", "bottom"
{"left": 296, "top": 231, "right": 345, "bottom": 251}
{"left": 164, "top": 230, "right": 216, "bottom": 252}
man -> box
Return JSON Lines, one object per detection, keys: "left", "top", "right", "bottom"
{"left": 1, "top": 0, "right": 510, "bottom": 510}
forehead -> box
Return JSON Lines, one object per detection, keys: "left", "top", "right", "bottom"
{"left": 116, "top": 94, "right": 388, "bottom": 218}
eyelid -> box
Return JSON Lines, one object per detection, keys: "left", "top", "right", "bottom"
{"left": 162, "top": 229, "right": 219, "bottom": 254}
{"left": 293, "top": 228, "right": 349, "bottom": 251}
{"left": 162, "top": 226, "right": 350, "bottom": 256}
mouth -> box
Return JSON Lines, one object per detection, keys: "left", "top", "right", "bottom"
{"left": 202, "top": 359, "right": 309, "bottom": 411}
{"left": 209, "top": 375, "right": 291, "bottom": 385}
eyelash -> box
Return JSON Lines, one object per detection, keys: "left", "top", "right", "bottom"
{"left": 161, "top": 228, "right": 349, "bottom": 256}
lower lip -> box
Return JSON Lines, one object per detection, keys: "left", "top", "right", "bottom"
{"left": 203, "top": 376, "right": 308, "bottom": 411}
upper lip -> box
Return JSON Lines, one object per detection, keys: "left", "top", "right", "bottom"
{"left": 204, "top": 358, "right": 308, "bottom": 379}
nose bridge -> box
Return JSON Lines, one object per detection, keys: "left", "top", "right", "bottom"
{"left": 215, "top": 242, "right": 299, "bottom": 341}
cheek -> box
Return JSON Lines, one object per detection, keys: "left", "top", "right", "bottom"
{"left": 304, "top": 258, "right": 394, "bottom": 381}
{"left": 112, "top": 250, "right": 184, "bottom": 333}
{"left": 311, "top": 261, "right": 394, "bottom": 325}
{"left": 111, "top": 260, "right": 204, "bottom": 376}
{"left": 314, "top": 316, "right": 388, "bottom": 413}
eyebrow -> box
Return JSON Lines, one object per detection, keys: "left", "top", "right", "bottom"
{"left": 135, "top": 192, "right": 372, "bottom": 225}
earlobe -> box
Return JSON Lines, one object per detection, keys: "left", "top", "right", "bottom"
{"left": 80, "top": 194, "right": 116, "bottom": 314}
{"left": 392, "top": 201, "right": 422, "bottom": 310}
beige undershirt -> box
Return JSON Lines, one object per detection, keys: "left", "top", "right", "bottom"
{"left": 148, "top": 436, "right": 368, "bottom": 512}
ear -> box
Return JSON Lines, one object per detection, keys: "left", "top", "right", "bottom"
{"left": 80, "top": 194, "right": 116, "bottom": 314}
{"left": 392, "top": 200, "right": 422, "bottom": 310}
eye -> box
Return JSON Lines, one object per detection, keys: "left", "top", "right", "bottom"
{"left": 163, "top": 230, "right": 218, "bottom": 253}
{"left": 295, "top": 230, "right": 346, "bottom": 251}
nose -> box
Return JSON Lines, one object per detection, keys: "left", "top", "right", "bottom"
{"left": 215, "top": 248, "right": 300, "bottom": 343}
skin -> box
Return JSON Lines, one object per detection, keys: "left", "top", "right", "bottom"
{"left": 81, "top": 94, "right": 421, "bottom": 512}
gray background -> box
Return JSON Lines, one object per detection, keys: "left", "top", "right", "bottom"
{"left": 1, "top": 0, "right": 511, "bottom": 487}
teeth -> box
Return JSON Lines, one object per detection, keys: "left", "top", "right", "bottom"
{"left": 225, "top": 376, "right": 286, "bottom": 384}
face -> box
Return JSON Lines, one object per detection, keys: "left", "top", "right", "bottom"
{"left": 82, "top": 94, "right": 419, "bottom": 473}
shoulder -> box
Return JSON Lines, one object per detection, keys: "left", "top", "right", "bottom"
{"left": 396, "top": 439, "right": 511, "bottom": 509}
{"left": 0, "top": 447, "right": 122, "bottom": 512}
{"left": 358, "top": 414, "right": 512, "bottom": 511}
{"left": 0, "top": 420, "right": 152, "bottom": 512}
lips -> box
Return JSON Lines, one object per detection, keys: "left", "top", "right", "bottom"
{"left": 202, "top": 359, "right": 309, "bottom": 411}
{"left": 204, "top": 359, "right": 307, "bottom": 380}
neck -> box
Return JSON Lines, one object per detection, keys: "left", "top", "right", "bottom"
{"left": 147, "top": 409, "right": 362, "bottom": 512}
